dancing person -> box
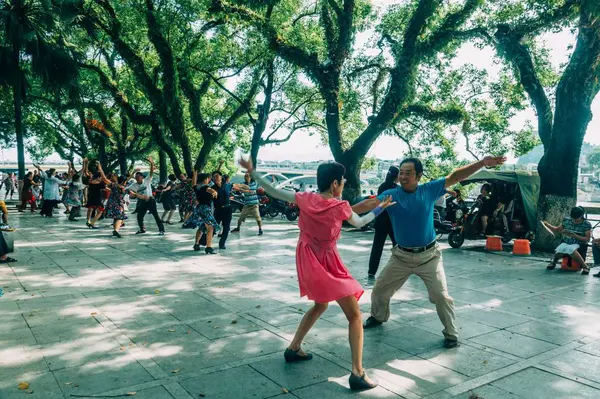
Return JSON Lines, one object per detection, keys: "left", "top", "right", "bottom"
{"left": 32, "top": 170, "right": 42, "bottom": 207}
{"left": 128, "top": 157, "right": 165, "bottom": 235}
{"left": 209, "top": 171, "right": 248, "bottom": 250}
{"left": 85, "top": 161, "right": 111, "bottom": 228}
{"left": 543, "top": 206, "right": 592, "bottom": 275}
{"left": 178, "top": 174, "right": 195, "bottom": 224}
{"left": 231, "top": 171, "right": 263, "bottom": 235}
{"left": 3, "top": 173, "right": 15, "bottom": 200}
{"left": 34, "top": 165, "right": 66, "bottom": 218}
{"left": 240, "top": 156, "right": 395, "bottom": 391}
{"left": 18, "top": 172, "right": 39, "bottom": 213}
{"left": 105, "top": 174, "right": 128, "bottom": 238}
{"left": 64, "top": 160, "right": 85, "bottom": 221}
{"left": 368, "top": 166, "right": 399, "bottom": 279}
{"left": 189, "top": 172, "right": 219, "bottom": 254}
{"left": 355, "top": 156, "right": 506, "bottom": 349}
{"left": 160, "top": 174, "right": 177, "bottom": 224}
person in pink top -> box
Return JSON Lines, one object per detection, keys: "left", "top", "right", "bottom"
{"left": 239, "top": 157, "right": 394, "bottom": 391}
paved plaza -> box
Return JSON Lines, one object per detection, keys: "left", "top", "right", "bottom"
{"left": 2, "top": 207, "right": 600, "bottom": 399}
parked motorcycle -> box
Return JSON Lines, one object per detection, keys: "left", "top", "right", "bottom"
{"left": 230, "top": 192, "right": 244, "bottom": 213}
{"left": 284, "top": 202, "right": 299, "bottom": 221}
{"left": 434, "top": 208, "right": 454, "bottom": 239}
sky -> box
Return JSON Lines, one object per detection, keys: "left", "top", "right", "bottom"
{"left": 1, "top": 3, "right": 599, "bottom": 164}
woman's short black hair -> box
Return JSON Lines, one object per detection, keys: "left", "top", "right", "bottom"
{"left": 198, "top": 173, "right": 210, "bottom": 182}
{"left": 571, "top": 206, "right": 585, "bottom": 219}
{"left": 316, "top": 162, "right": 345, "bottom": 192}
{"left": 399, "top": 157, "right": 423, "bottom": 175}
{"left": 168, "top": 174, "right": 176, "bottom": 181}
{"left": 481, "top": 183, "right": 492, "bottom": 192}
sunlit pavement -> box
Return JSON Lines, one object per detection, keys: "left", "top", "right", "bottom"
{"left": 1, "top": 206, "right": 600, "bottom": 399}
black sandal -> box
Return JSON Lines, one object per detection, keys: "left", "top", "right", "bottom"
{"left": 284, "top": 348, "right": 313, "bottom": 363}
{"left": 546, "top": 263, "right": 556, "bottom": 270}
{"left": 582, "top": 267, "right": 590, "bottom": 275}
{"left": 0, "top": 257, "right": 17, "bottom": 263}
{"left": 349, "top": 372, "right": 377, "bottom": 391}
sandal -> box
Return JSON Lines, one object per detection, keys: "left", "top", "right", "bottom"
{"left": 0, "top": 257, "right": 17, "bottom": 263}
{"left": 582, "top": 267, "right": 590, "bottom": 276}
{"left": 546, "top": 263, "right": 556, "bottom": 270}
{"left": 284, "top": 348, "right": 313, "bottom": 363}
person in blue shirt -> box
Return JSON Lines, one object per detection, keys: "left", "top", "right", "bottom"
{"left": 353, "top": 155, "right": 506, "bottom": 348}
{"left": 231, "top": 171, "right": 263, "bottom": 235}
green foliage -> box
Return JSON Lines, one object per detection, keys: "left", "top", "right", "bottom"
{"left": 588, "top": 147, "right": 600, "bottom": 170}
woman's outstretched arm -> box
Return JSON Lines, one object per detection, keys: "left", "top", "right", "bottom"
{"left": 251, "top": 171, "right": 296, "bottom": 203}
{"left": 346, "top": 196, "right": 395, "bottom": 228}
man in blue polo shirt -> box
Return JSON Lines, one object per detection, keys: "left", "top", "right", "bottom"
{"left": 353, "top": 155, "right": 505, "bottom": 348}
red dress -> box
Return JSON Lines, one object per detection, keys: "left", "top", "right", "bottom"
{"left": 294, "top": 192, "right": 364, "bottom": 303}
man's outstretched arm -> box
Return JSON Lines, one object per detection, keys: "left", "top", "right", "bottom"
{"left": 445, "top": 156, "right": 506, "bottom": 188}
{"left": 352, "top": 197, "right": 381, "bottom": 214}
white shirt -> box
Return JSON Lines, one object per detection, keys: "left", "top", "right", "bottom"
{"left": 435, "top": 195, "right": 447, "bottom": 208}
{"left": 127, "top": 176, "right": 153, "bottom": 200}
{"left": 43, "top": 175, "right": 66, "bottom": 201}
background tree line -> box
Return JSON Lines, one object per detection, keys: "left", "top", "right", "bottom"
{"left": 1, "top": 0, "right": 599, "bottom": 248}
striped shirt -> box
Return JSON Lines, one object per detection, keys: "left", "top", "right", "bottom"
{"left": 242, "top": 181, "right": 259, "bottom": 205}
{"left": 562, "top": 217, "right": 592, "bottom": 245}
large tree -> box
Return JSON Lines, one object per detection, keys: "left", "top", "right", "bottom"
{"left": 476, "top": 0, "right": 600, "bottom": 248}
{"left": 0, "top": 0, "right": 79, "bottom": 179}
{"left": 76, "top": 0, "right": 263, "bottom": 176}
{"left": 212, "top": 0, "right": 490, "bottom": 197}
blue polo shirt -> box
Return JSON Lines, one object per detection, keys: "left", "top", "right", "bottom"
{"left": 378, "top": 178, "right": 446, "bottom": 247}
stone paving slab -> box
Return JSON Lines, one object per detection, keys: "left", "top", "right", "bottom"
{"left": 1, "top": 207, "right": 600, "bottom": 398}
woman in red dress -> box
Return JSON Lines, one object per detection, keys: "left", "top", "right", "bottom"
{"left": 239, "top": 157, "right": 394, "bottom": 391}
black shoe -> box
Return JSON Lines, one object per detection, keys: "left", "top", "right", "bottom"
{"left": 582, "top": 267, "right": 590, "bottom": 276}
{"left": 363, "top": 316, "right": 383, "bottom": 329}
{"left": 193, "top": 244, "right": 201, "bottom": 251}
{"left": 135, "top": 229, "right": 146, "bottom": 234}
{"left": 88, "top": 223, "right": 98, "bottom": 229}
{"left": 348, "top": 372, "right": 377, "bottom": 391}
{"left": 218, "top": 245, "right": 226, "bottom": 250}
{"left": 284, "top": 348, "right": 313, "bottom": 363}
{"left": 368, "top": 273, "right": 376, "bottom": 279}
{"left": 546, "top": 264, "right": 556, "bottom": 270}
{"left": 205, "top": 247, "right": 216, "bottom": 255}
{"left": 231, "top": 228, "right": 240, "bottom": 233}
{"left": 158, "top": 231, "right": 165, "bottom": 236}
{"left": 444, "top": 339, "right": 459, "bottom": 348}
{"left": 258, "top": 229, "right": 263, "bottom": 236}
{"left": 112, "top": 230, "right": 122, "bottom": 238}
{"left": 68, "top": 218, "right": 77, "bottom": 222}
{"left": 594, "top": 272, "right": 600, "bottom": 278}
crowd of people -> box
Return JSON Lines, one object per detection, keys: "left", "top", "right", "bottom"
{"left": 2, "top": 153, "right": 600, "bottom": 390}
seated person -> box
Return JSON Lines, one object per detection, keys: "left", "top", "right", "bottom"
{"left": 543, "top": 206, "right": 592, "bottom": 275}
{"left": 477, "top": 184, "right": 503, "bottom": 234}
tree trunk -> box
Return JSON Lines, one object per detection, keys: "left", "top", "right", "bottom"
{"left": 12, "top": 48, "right": 25, "bottom": 181}
{"left": 533, "top": 5, "right": 600, "bottom": 251}
{"left": 118, "top": 153, "right": 128, "bottom": 175}
{"left": 159, "top": 149, "right": 167, "bottom": 183}
{"left": 194, "top": 134, "right": 215, "bottom": 172}
{"left": 535, "top": 103, "right": 592, "bottom": 250}
{"left": 338, "top": 152, "right": 363, "bottom": 202}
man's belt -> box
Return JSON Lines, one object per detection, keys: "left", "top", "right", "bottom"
{"left": 397, "top": 241, "right": 437, "bottom": 253}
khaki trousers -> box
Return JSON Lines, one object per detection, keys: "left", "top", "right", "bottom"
{"left": 370, "top": 245, "right": 458, "bottom": 340}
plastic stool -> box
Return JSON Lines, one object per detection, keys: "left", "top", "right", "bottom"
{"left": 561, "top": 256, "right": 582, "bottom": 271}
{"left": 513, "top": 239, "right": 531, "bottom": 256}
{"left": 486, "top": 236, "right": 503, "bottom": 251}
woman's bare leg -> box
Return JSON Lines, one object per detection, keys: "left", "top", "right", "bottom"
{"left": 289, "top": 302, "right": 328, "bottom": 352}
{"left": 206, "top": 225, "right": 214, "bottom": 247}
{"left": 337, "top": 295, "right": 364, "bottom": 376}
